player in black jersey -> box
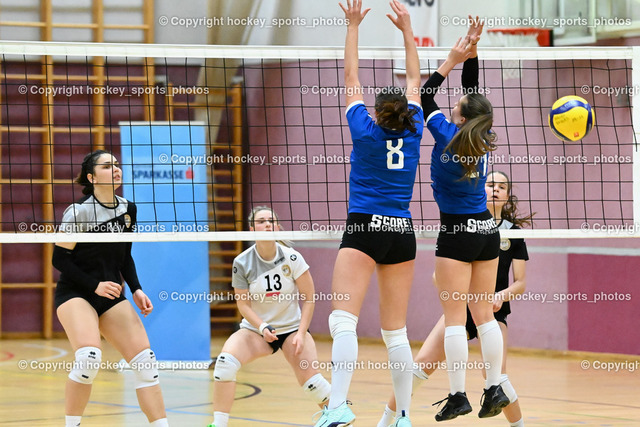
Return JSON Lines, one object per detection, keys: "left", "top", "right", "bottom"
{"left": 378, "top": 171, "right": 530, "bottom": 427}
{"left": 52, "top": 150, "right": 169, "bottom": 427}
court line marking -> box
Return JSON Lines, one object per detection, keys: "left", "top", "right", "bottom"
{"left": 0, "top": 343, "right": 67, "bottom": 366}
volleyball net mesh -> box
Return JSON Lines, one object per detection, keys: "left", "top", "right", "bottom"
{"left": 0, "top": 42, "right": 638, "bottom": 242}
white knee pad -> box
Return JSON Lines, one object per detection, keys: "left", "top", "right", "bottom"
{"left": 302, "top": 373, "right": 331, "bottom": 405}
{"left": 213, "top": 352, "right": 241, "bottom": 382}
{"left": 500, "top": 373, "right": 518, "bottom": 403}
{"left": 69, "top": 346, "right": 102, "bottom": 385}
{"left": 129, "top": 348, "right": 159, "bottom": 389}
{"left": 381, "top": 326, "right": 410, "bottom": 352}
{"left": 328, "top": 310, "right": 358, "bottom": 339}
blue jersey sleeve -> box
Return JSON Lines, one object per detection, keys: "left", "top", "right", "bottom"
{"left": 426, "top": 111, "right": 458, "bottom": 150}
{"left": 346, "top": 101, "right": 376, "bottom": 142}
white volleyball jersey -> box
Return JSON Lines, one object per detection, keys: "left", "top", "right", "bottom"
{"left": 232, "top": 243, "right": 309, "bottom": 334}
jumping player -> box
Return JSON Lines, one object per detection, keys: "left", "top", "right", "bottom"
{"left": 313, "top": 1, "right": 422, "bottom": 426}
{"left": 421, "top": 16, "right": 510, "bottom": 421}
{"left": 378, "top": 170, "right": 530, "bottom": 427}
{"left": 209, "top": 206, "right": 330, "bottom": 427}
{"left": 53, "top": 150, "right": 168, "bottom": 427}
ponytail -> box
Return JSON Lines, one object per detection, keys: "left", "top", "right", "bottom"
{"left": 446, "top": 94, "right": 497, "bottom": 179}
{"left": 374, "top": 87, "right": 418, "bottom": 133}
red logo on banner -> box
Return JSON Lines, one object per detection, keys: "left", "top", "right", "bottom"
{"left": 185, "top": 167, "right": 194, "bottom": 179}
{"left": 415, "top": 36, "right": 435, "bottom": 47}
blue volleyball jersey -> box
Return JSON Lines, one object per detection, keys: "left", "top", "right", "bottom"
{"left": 346, "top": 100, "right": 423, "bottom": 217}
{"left": 427, "top": 110, "right": 488, "bottom": 214}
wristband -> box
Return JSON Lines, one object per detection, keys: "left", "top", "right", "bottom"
{"left": 259, "top": 322, "right": 275, "bottom": 335}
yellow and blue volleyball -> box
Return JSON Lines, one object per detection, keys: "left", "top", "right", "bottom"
{"left": 548, "top": 95, "right": 595, "bottom": 142}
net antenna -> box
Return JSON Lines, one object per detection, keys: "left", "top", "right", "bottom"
{"left": 486, "top": 27, "right": 552, "bottom": 80}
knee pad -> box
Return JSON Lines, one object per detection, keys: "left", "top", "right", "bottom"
{"left": 500, "top": 373, "right": 518, "bottom": 403}
{"left": 328, "top": 310, "right": 358, "bottom": 339}
{"left": 213, "top": 352, "right": 241, "bottom": 382}
{"left": 69, "top": 346, "right": 102, "bottom": 385}
{"left": 302, "top": 373, "right": 331, "bottom": 405}
{"left": 129, "top": 348, "right": 159, "bottom": 389}
{"left": 381, "top": 326, "right": 410, "bottom": 352}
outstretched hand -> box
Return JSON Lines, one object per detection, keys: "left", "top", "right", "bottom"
{"left": 447, "top": 36, "right": 474, "bottom": 65}
{"left": 466, "top": 15, "right": 484, "bottom": 45}
{"left": 387, "top": 0, "right": 412, "bottom": 32}
{"left": 339, "top": 0, "right": 371, "bottom": 27}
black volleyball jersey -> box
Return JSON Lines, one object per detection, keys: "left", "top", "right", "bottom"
{"left": 495, "top": 220, "right": 529, "bottom": 318}
{"left": 58, "top": 195, "right": 141, "bottom": 295}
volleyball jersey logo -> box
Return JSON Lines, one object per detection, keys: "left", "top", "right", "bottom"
{"left": 281, "top": 265, "right": 292, "bottom": 277}
{"left": 500, "top": 238, "right": 511, "bottom": 251}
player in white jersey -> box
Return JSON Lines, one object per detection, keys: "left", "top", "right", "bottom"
{"left": 209, "top": 207, "right": 330, "bottom": 427}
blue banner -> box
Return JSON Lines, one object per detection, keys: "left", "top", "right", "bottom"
{"left": 120, "top": 122, "right": 210, "bottom": 362}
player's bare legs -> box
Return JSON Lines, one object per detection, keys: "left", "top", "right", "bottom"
{"left": 100, "top": 301, "right": 167, "bottom": 422}
{"left": 57, "top": 298, "right": 101, "bottom": 418}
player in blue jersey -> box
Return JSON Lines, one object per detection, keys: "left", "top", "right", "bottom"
{"left": 378, "top": 170, "right": 530, "bottom": 427}
{"left": 313, "top": 1, "right": 422, "bottom": 427}
{"left": 209, "top": 206, "right": 330, "bottom": 427}
{"left": 420, "top": 17, "right": 510, "bottom": 421}
{"left": 53, "top": 150, "right": 168, "bottom": 427}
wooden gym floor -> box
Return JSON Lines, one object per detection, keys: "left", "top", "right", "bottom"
{"left": 0, "top": 337, "right": 639, "bottom": 426}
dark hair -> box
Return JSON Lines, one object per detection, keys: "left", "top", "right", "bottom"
{"left": 75, "top": 150, "right": 110, "bottom": 195}
{"left": 446, "top": 93, "right": 497, "bottom": 179}
{"left": 374, "top": 86, "right": 417, "bottom": 133}
{"left": 488, "top": 171, "right": 534, "bottom": 227}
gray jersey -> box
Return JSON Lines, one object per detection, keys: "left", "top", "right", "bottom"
{"left": 232, "top": 243, "right": 310, "bottom": 334}
{"left": 60, "top": 195, "right": 131, "bottom": 233}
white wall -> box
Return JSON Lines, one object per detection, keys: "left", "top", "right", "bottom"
{"left": 1, "top": 0, "right": 635, "bottom": 47}
{"left": 212, "top": 0, "right": 525, "bottom": 47}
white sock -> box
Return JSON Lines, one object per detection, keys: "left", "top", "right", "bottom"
{"left": 65, "top": 416, "right": 81, "bottom": 427}
{"left": 382, "top": 327, "right": 413, "bottom": 418}
{"left": 328, "top": 310, "right": 358, "bottom": 410}
{"left": 500, "top": 373, "right": 518, "bottom": 403}
{"left": 444, "top": 325, "right": 468, "bottom": 394}
{"left": 412, "top": 368, "right": 429, "bottom": 394}
{"left": 150, "top": 418, "right": 169, "bottom": 426}
{"left": 376, "top": 405, "right": 396, "bottom": 427}
{"left": 510, "top": 419, "right": 525, "bottom": 427}
{"left": 476, "top": 320, "right": 504, "bottom": 388}
{"left": 213, "top": 411, "right": 229, "bottom": 427}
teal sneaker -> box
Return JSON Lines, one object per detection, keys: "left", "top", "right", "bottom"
{"left": 392, "top": 410, "right": 412, "bottom": 426}
{"left": 312, "top": 401, "right": 355, "bottom": 427}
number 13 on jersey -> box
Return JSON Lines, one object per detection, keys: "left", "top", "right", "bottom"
{"left": 386, "top": 138, "right": 404, "bottom": 169}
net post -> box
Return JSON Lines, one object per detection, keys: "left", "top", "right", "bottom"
{"left": 633, "top": 46, "right": 640, "bottom": 227}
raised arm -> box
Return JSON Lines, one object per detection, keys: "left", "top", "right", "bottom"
{"left": 462, "top": 15, "right": 483, "bottom": 92}
{"left": 339, "top": 0, "right": 370, "bottom": 106}
{"left": 387, "top": 0, "right": 420, "bottom": 104}
{"left": 421, "top": 36, "right": 473, "bottom": 116}
{"left": 436, "top": 36, "right": 473, "bottom": 79}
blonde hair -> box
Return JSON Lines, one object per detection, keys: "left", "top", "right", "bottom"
{"left": 248, "top": 205, "right": 279, "bottom": 228}
{"left": 247, "top": 206, "right": 291, "bottom": 247}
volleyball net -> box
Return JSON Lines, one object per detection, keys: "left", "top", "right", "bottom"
{"left": 0, "top": 41, "right": 638, "bottom": 243}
